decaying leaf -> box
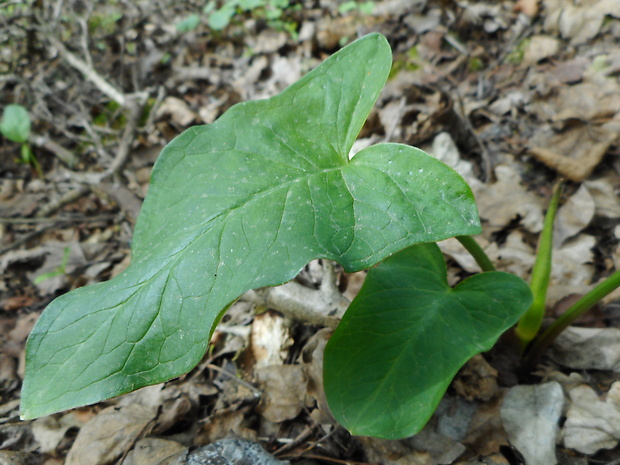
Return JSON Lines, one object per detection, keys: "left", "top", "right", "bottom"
{"left": 255, "top": 365, "right": 306, "bottom": 423}
{"left": 544, "top": 0, "right": 620, "bottom": 44}
{"left": 65, "top": 404, "right": 156, "bottom": 465}
{"left": 547, "top": 327, "right": 620, "bottom": 372}
{"left": 500, "top": 382, "right": 564, "bottom": 465}
{"left": 554, "top": 184, "right": 595, "bottom": 246}
{"left": 563, "top": 382, "right": 620, "bottom": 454}
{"left": 31, "top": 413, "right": 82, "bottom": 453}
{"left": 249, "top": 311, "right": 293, "bottom": 369}
{"left": 121, "top": 438, "right": 186, "bottom": 465}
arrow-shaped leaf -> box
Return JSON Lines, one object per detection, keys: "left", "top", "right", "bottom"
{"left": 21, "top": 34, "right": 481, "bottom": 419}
{"left": 324, "top": 243, "right": 532, "bottom": 439}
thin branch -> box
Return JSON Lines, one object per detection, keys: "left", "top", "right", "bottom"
{"left": 48, "top": 36, "right": 127, "bottom": 107}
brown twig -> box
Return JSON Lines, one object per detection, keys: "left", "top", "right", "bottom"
{"left": 205, "top": 363, "right": 261, "bottom": 398}
{"left": 34, "top": 185, "right": 90, "bottom": 218}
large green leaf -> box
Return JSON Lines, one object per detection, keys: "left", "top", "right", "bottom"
{"left": 324, "top": 243, "right": 532, "bottom": 439}
{"left": 21, "top": 33, "right": 481, "bottom": 419}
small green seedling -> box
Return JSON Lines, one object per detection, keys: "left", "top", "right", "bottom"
{"left": 174, "top": 1, "right": 301, "bottom": 39}
{"left": 0, "top": 104, "right": 42, "bottom": 176}
{"left": 34, "top": 248, "right": 71, "bottom": 285}
{"left": 515, "top": 183, "right": 620, "bottom": 368}
{"left": 22, "top": 33, "right": 616, "bottom": 440}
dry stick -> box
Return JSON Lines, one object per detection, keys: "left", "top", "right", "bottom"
{"left": 272, "top": 425, "right": 316, "bottom": 455}
{"left": 48, "top": 36, "right": 127, "bottom": 107}
{"left": 48, "top": 34, "right": 147, "bottom": 182}
{"left": 205, "top": 363, "right": 261, "bottom": 398}
{"left": 35, "top": 185, "right": 90, "bottom": 218}
{"left": 29, "top": 134, "right": 78, "bottom": 167}
{"left": 0, "top": 214, "right": 120, "bottom": 224}
{"left": 0, "top": 214, "right": 123, "bottom": 255}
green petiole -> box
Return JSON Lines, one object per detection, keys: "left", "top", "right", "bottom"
{"left": 515, "top": 182, "right": 563, "bottom": 349}
{"left": 456, "top": 235, "right": 495, "bottom": 272}
{"left": 522, "top": 268, "right": 620, "bottom": 368}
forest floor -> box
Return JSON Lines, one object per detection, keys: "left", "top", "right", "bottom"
{"left": 1, "top": 0, "right": 620, "bottom": 464}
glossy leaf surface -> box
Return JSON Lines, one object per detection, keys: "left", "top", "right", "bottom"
{"left": 21, "top": 34, "right": 481, "bottom": 419}
{"left": 324, "top": 243, "right": 532, "bottom": 439}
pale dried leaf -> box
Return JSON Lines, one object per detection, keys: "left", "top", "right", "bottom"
{"left": 31, "top": 413, "right": 82, "bottom": 453}
{"left": 524, "top": 35, "right": 560, "bottom": 64}
{"left": 250, "top": 311, "right": 293, "bottom": 369}
{"left": 544, "top": 0, "right": 620, "bottom": 44}
{"left": 563, "top": 382, "right": 620, "bottom": 454}
{"left": 430, "top": 132, "right": 481, "bottom": 189}
{"left": 548, "top": 327, "right": 620, "bottom": 372}
{"left": 155, "top": 97, "right": 196, "bottom": 127}
{"left": 548, "top": 235, "right": 595, "bottom": 306}
{"left": 554, "top": 184, "right": 595, "bottom": 246}
{"left": 584, "top": 179, "right": 620, "bottom": 219}
{"left": 486, "top": 231, "right": 535, "bottom": 279}
{"left": 476, "top": 164, "right": 545, "bottom": 233}
{"left": 500, "top": 382, "right": 564, "bottom": 465}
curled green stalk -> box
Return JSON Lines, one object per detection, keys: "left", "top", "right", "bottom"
{"left": 515, "top": 182, "right": 563, "bottom": 349}
{"left": 522, "top": 269, "right": 620, "bottom": 368}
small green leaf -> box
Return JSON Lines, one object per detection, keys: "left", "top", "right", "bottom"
{"left": 359, "top": 1, "right": 375, "bottom": 14}
{"left": 324, "top": 243, "right": 532, "bottom": 439}
{"left": 176, "top": 14, "right": 201, "bottom": 33}
{"left": 338, "top": 1, "right": 357, "bottom": 13}
{"left": 208, "top": 5, "right": 236, "bottom": 30}
{"left": 21, "top": 34, "right": 481, "bottom": 420}
{"left": 1, "top": 104, "right": 31, "bottom": 143}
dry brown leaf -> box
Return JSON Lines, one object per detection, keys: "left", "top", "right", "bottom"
{"left": 530, "top": 120, "right": 618, "bottom": 181}
{"left": 121, "top": 438, "right": 186, "bottom": 465}
{"left": 65, "top": 404, "right": 156, "bottom": 465}
{"left": 462, "top": 395, "right": 508, "bottom": 457}
{"left": 299, "top": 328, "right": 335, "bottom": 426}
{"left": 514, "top": 0, "right": 540, "bottom": 16}
{"left": 0, "top": 451, "right": 39, "bottom": 465}
{"left": 453, "top": 355, "right": 499, "bottom": 402}
{"left": 194, "top": 407, "right": 257, "bottom": 445}
{"left": 255, "top": 365, "right": 306, "bottom": 423}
